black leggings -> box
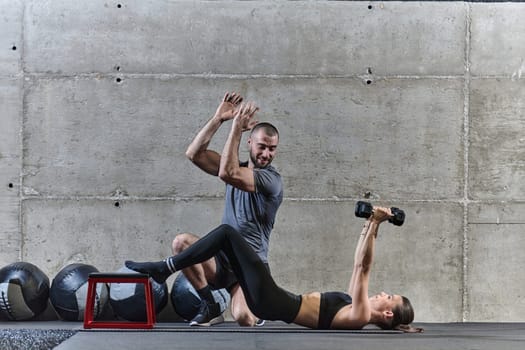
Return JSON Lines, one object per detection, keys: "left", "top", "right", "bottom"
{"left": 171, "top": 224, "right": 302, "bottom": 323}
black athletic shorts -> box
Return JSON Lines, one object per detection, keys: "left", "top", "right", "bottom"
{"left": 210, "top": 251, "right": 270, "bottom": 292}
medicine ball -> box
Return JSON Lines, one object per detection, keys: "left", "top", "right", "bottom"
{"left": 0, "top": 262, "right": 50, "bottom": 320}
{"left": 50, "top": 263, "right": 108, "bottom": 321}
{"left": 171, "top": 273, "right": 230, "bottom": 321}
{"left": 109, "top": 266, "right": 168, "bottom": 321}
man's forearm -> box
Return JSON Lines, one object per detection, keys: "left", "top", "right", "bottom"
{"left": 186, "top": 116, "right": 223, "bottom": 160}
{"left": 219, "top": 122, "right": 243, "bottom": 178}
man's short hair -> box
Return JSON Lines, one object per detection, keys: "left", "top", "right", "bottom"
{"left": 250, "top": 122, "right": 279, "bottom": 138}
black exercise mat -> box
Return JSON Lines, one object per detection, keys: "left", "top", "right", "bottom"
{"left": 80, "top": 321, "right": 402, "bottom": 334}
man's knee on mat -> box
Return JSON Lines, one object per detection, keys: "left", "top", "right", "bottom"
{"left": 230, "top": 285, "right": 258, "bottom": 326}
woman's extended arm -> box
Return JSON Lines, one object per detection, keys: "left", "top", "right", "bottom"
{"left": 346, "top": 218, "right": 379, "bottom": 326}
{"left": 347, "top": 220, "right": 373, "bottom": 294}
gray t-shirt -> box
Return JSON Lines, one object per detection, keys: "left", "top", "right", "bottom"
{"left": 221, "top": 163, "right": 283, "bottom": 263}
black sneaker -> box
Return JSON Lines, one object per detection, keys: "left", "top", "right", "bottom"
{"left": 189, "top": 301, "right": 224, "bottom": 327}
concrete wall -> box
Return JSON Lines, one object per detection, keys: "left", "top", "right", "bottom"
{"left": 0, "top": 0, "right": 524, "bottom": 323}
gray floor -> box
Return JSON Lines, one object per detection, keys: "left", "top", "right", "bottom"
{"left": 2, "top": 321, "right": 525, "bottom": 350}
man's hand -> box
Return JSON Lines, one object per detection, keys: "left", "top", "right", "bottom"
{"left": 214, "top": 92, "right": 244, "bottom": 122}
{"left": 233, "top": 102, "right": 259, "bottom": 132}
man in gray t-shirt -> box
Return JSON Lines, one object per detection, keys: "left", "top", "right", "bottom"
{"left": 173, "top": 92, "right": 283, "bottom": 327}
{"left": 222, "top": 160, "right": 282, "bottom": 263}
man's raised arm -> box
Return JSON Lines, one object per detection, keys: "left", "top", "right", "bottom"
{"left": 186, "top": 92, "right": 243, "bottom": 176}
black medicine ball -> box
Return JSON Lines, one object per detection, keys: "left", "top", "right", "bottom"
{"left": 0, "top": 262, "right": 50, "bottom": 320}
{"left": 50, "top": 263, "right": 109, "bottom": 321}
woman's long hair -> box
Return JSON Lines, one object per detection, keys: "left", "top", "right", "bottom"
{"left": 378, "top": 296, "right": 415, "bottom": 330}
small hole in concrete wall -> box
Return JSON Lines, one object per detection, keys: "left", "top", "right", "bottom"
{"left": 368, "top": 5, "right": 373, "bottom": 10}
{"left": 8, "top": 183, "right": 14, "bottom": 188}
{"left": 116, "top": 77, "right": 122, "bottom": 83}
{"left": 11, "top": 45, "right": 17, "bottom": 51}
{"left": 117, "top": 4, "right": 122, "bottom": 8}
{"left": 366, "top": 79, "right": 372, "bottom": 85}
{"left": 115, "top": 65, "right": 121, "bottom": 71}
{"left": 114, "top": 201, "right": 120, "bottom": 207}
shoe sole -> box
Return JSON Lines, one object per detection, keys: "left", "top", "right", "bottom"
{"left": 189, "top": 315, "right": 225, "bottom": 327}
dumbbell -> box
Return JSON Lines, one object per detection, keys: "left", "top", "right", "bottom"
{"left": 354, "top": 201, "right": 405, "bottom": 226}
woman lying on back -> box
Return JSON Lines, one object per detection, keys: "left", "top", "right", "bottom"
{"left": 126, "top": 204, "right": 422, "bottom": 332}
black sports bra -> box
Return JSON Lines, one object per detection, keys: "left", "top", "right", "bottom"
{"left": 318, "top": 292, "right": 353, "bottom": 329}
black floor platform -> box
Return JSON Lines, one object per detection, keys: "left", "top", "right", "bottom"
{"left": 2, "top": 321, "right": 525, "bottom": 350}
{"left": 60, "top": 322, "right": 525, "bottom": 350}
